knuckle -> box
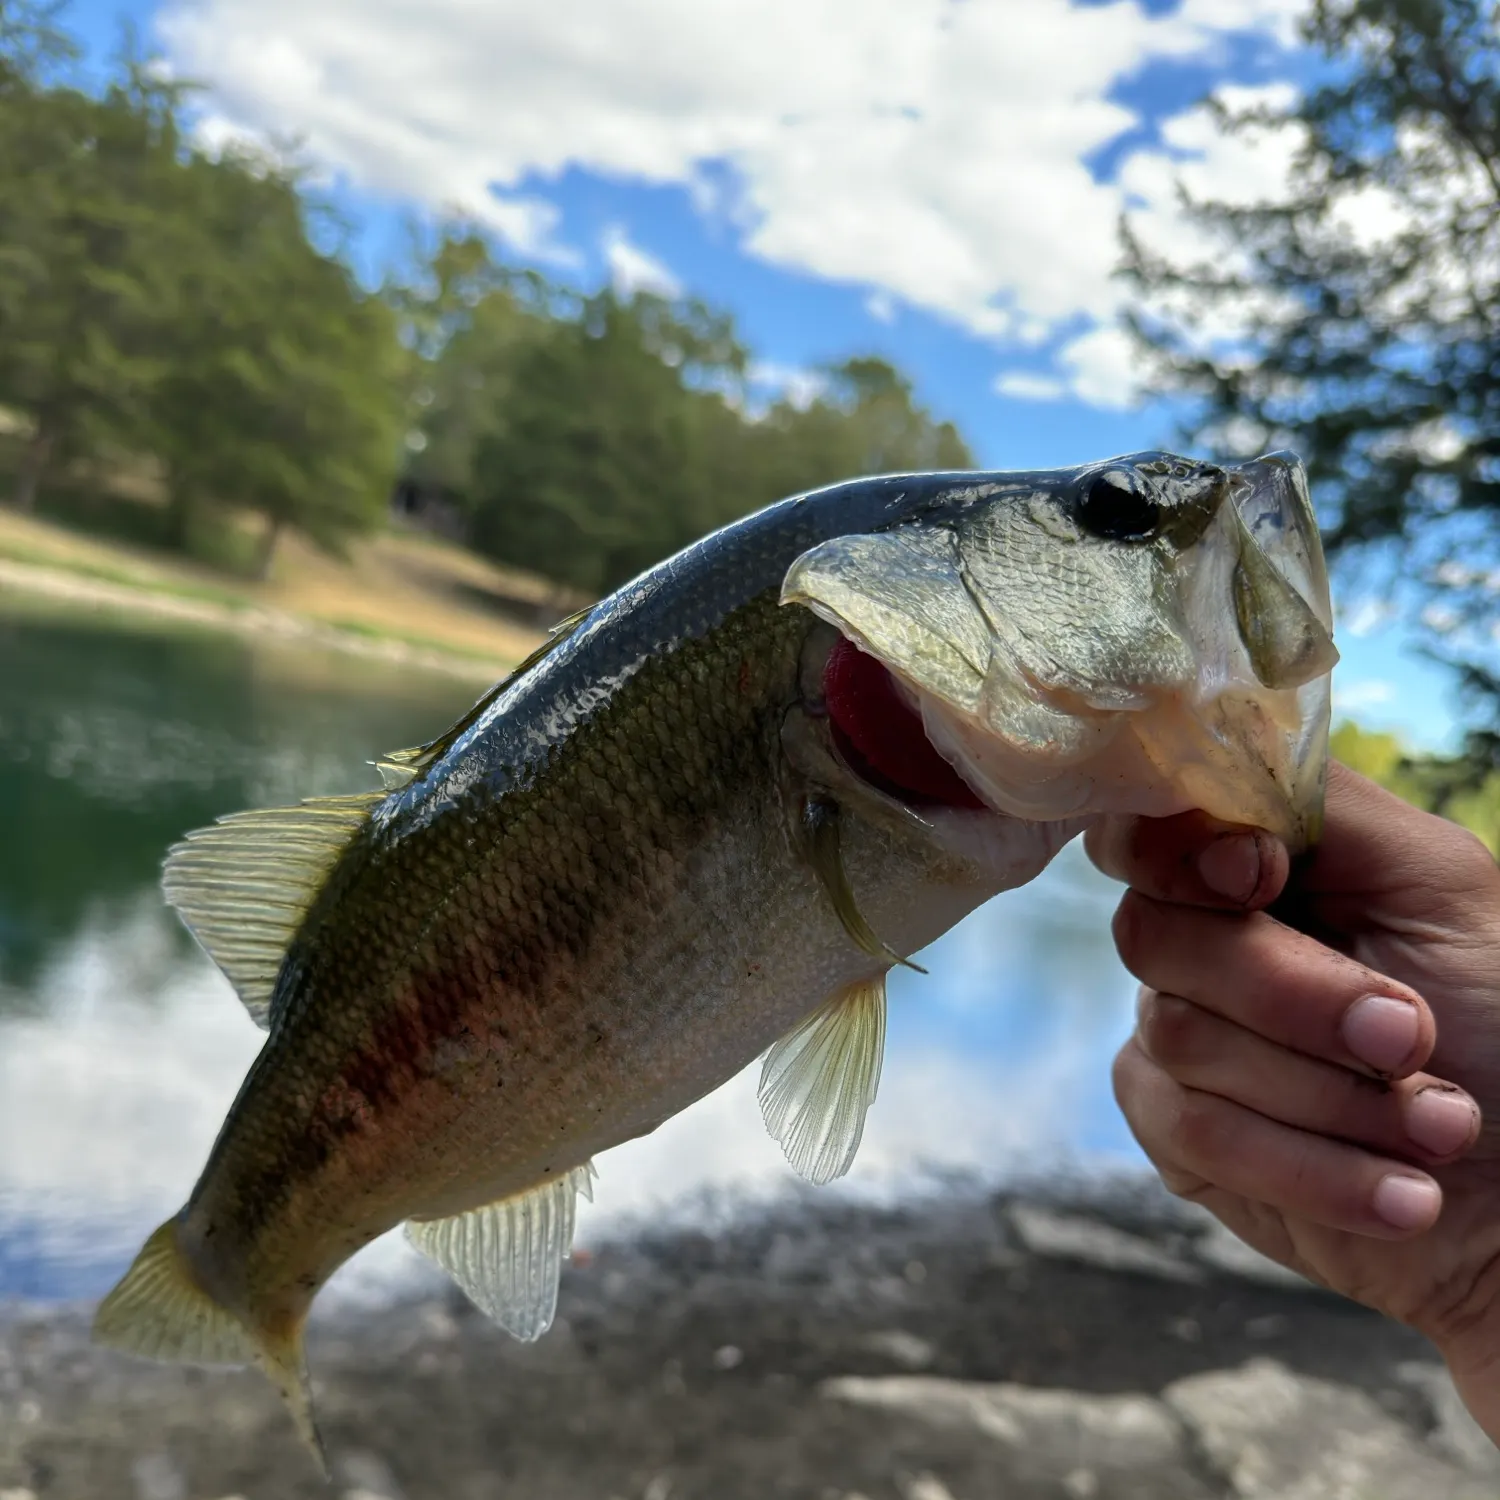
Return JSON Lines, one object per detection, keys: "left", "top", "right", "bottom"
{"left": 1111, "top": 892, "right": 1157, "bottom": 975}
{"left": 1083, "top": 818, "right": 1130, "bottom": 881}
{"left": 1137, "top": 990, "right": 1209, "bottom": 1069}
{"left": 1160, "top": 1171, "right": 1215, "bottom": 1205}
{"left": 1110, "top": 1039, "right": 1147, "bottom": 1111}
{"left": 1167, "top": 1088, "right": 1227, "bottom": 1165}
{"left": 1450, "top": 827, "right": 1498, "bottom": 886}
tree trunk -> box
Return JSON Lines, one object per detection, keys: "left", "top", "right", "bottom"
{"left": 11, "top": 418, "right": 56, "bottom": 513}
{"left": 255, "top": 513, "right": 285, "bottom": 581}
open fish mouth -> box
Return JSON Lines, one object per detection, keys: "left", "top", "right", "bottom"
{"left": 782, "top": 451, "right": 1337, "bottom": 851}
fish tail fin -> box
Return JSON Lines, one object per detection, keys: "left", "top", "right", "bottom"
{"left": 92, "top": 1218, "right": 327, "bottom": 1476}
{"left": 257, "top": 1329, "right": 327, "bottom": 1477}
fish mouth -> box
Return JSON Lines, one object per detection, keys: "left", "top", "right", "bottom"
{"left": 781, "top": 452, "right": 1337, "bottom": 851}
{"left": 1154, "top": 452, "right": 1336, "bottom": 846}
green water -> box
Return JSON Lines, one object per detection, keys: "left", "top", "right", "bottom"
{"left": 0, "top": 605, "right": 478, "bottom": 999}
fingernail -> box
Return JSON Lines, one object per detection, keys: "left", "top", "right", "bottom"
{"left": 1373, "top": 1173, "right": 1441, "bottom": 1232}
{"left": 1341, "top": 995, "right": 1420, "bottom": 1074}
{"left": 1407, "top": 1087, "right": 1477, "bottom": 1157}
{"left": 1198, "top": 834, "right": 1260, "bottom": 903}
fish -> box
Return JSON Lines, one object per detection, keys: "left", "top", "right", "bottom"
{"left": 92, "top": 450, "right": 1336, "bottom": 1464}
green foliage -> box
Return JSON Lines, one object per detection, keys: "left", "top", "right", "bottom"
{"left": 397, "top": 233, "right": 975, "bottom": 594}
{"left": 0, "top": 8, "right": 970, "bottom": 594}
{"left": 0, "top": 47, "right": 186, "bottom": 509}
{"left": 1123, "top": 0, "right": 1500, "bottom": 745}
{"left": 145, "top": 154, "right": 404, "bottom": 574}
{"left": 0, "top": 13, "right": 404, "bottom": 569}
{"left": 1332, "top": 721, "right": 1500, "bottom": 852}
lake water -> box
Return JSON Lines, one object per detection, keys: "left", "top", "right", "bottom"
{"left": 0, "top": 604, "right": 1145, "bottom": 1307}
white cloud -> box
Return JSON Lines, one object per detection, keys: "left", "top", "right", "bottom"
{"left": 602, "top": 224, "right": 683, "bottom": 300}
{"left": 748, "top": 359, "right": 831, "bottom": 411}
{"left": 159, "top": 0, "right": 1311, "bottom": 408}
{"left": 1057, "top": 323, "right": 1146, "bottom": 411}
{"left": 993, "top": 371, "right": 1068, "bottom": 402}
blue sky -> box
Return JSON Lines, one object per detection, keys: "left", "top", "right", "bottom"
{"left": 56, "top": 0, "right": 1462, "bottom": 749}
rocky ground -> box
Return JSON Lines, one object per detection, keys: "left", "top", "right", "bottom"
{"left": 2, "top": 1180, "right": 1496, "bottom": 1500}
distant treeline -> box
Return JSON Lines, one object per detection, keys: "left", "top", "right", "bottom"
{"left": 0, "top": 4, "right": 971, "bottom": 591}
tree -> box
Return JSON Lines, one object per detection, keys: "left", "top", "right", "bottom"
{"left": 146, "top": 150, "right": 406, "bottom": 576}
{"left": 1122, "top": 0, "right": 1500, "bottom": 747}
{"left": 386, "top": 228, "right": 559, "bottom": 512}
{"left": 0, "top": 39, "right": 184, "bottom": 510}
{"left": 752, "top": 357, "right": 972, "bottom": 503}
{"left": 466, "top": 290, "right": 752, "bottom": 594}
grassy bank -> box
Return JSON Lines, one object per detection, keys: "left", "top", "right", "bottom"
{"left": 0, "top": 505, "right": 563, "bottom": 680}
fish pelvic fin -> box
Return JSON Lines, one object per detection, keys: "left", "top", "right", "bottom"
{"left": 759, "top": 973, "right": 888, "bottom": 1185}
{"left": 93, "top": 1218, "right": 327, "bottom": 1476}
{"left": 162, "top": 792, "right": 384, "bottom": 1028}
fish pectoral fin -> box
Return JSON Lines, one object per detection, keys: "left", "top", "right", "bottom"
{"left": 405, "top": 1161, "right": 598, "bottom": 1342}
{"left": 801, "top": 794, "right": 925, "bottom": 974}
{"left": 93, "top": 1218, "right": 326, "bottom": 1474}
{"left": 162, "top": 792, "right": 384, "bottom": 1027}
{"left": 759, "top": 973, "right": 887, "bottom": 1186}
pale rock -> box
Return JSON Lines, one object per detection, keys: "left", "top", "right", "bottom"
{"left": 898, "top": 1474, "right": 957, "bottom": 1500}
{"left": 336, "top": 1450, "right": 405, "bottom": 1500}
{"left": 1165, "top": 1357, "right": 1492, "bottom": 1499}
{"left": 822, "top": 1374, "right": 1207, "bottom": 1497}
{"left": 1007, "top": 1205, "right": 1201, "bottom": 1283}
{"left": 131, "top": 1453, "right": 185, "bottom": 1500}
{"left": 861, "top": 1329, "right": 937, "bottom": 1370}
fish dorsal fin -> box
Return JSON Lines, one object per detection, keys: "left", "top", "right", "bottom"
{"left": 759, "top": 974, "right": 888, "bottom": 1185}
{"left": 405, "top": 1162, "right": 597, "bottom": 1341}
{"left": 375, "top": 607, "right": 593, "bottom": 789}
{"left": 162, "top": 792, "right": 383, "bottom": 1028}
{"left": 801, "top": 794, "right": 925, "bottom": 974}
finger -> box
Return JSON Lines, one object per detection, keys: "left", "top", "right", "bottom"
{"left": 1135, "top": 988, "right": 1481, "bottom": 1165}
{"left": 1113, "top": 1038, "right": 1444, "bottom": 1238}
{"left": 1113, "top": 893, "right": 1434, "bottom": 1078}
{"left": 1085, "top": 810, "right": 1289, "bottom": 911}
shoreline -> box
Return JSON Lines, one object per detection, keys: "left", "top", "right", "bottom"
{"left": 4, "top": 1180, "right": 1494, "bottom": 1499}
{"left": 0, "top": 556, "right": 516, "bottom": 683}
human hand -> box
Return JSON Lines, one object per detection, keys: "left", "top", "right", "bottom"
{"left": 1088, "top": 763, "right": 1500, "bottom": 1442}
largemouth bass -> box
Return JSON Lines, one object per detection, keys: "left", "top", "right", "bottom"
{"left": 94, "top": 451, "right": 1336, "bottom": 1461}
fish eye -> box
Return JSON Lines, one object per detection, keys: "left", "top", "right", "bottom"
{"left": 1078, "top": 473, "right": 1162, "bottom": 542}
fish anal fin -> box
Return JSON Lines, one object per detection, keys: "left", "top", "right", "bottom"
{"left": 801, "top": 794, "right": 926, "bottom": 974}
{"left": 759, "top": 973, "right": 888, "bottom": 1186}
{"left": 92, "top": 1218, "right": 326, "bottom": 1474}
{"left": 375, "top": 606, "right": 593, "bottom": 787}
{"left": 162, "top": 792, "right": 382, "bottom": 1028}
{"left": 406, "top": 1161, "right": 597, "bottom": 1342}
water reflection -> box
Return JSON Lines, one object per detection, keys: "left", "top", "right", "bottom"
{"left": 0, "top": 607, "right": 1145, "bottom": 1304}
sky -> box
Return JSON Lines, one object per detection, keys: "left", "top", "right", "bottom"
{"left": 57, "top": 0, "right": 1464, "bottom": 749}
